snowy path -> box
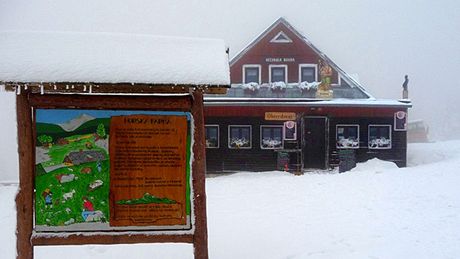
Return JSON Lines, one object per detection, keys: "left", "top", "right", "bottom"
{"left": 1, "top": 141, "right": 460, "bottom": 258}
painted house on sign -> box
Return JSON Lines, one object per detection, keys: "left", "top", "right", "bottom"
{"left": 63, "top": 150, "right": 106, "bottom": 166}
{"left": 204, "top": 17, "right": 411, "bottom": 172}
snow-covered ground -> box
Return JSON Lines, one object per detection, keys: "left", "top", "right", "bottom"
{"left": 1, "top": 140, "right": 460, "bottom": 258}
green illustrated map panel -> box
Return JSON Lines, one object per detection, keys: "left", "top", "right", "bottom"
{"left": 34, "top": 109, "right": 191, "bottom": 231}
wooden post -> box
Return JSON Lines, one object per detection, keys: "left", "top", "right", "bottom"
{"left": 16, "top": 91, "right": 34, "bottom": 259}
{"left": 191, "top": 89, "right": 209, "bottom": 259}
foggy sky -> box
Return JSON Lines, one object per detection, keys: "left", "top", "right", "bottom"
{"left": 1, "top": 0, "right": 459, "bottom": 139}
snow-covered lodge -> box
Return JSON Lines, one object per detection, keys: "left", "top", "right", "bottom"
{"left": 204, "top": 18, "right": 411, "bottom": 172}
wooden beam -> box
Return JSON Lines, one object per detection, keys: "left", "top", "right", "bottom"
{"left": 191, "top": 90, "right": 209, "bottom": 259}
{"left": 32, "top": 233, "right": 193, "bottom": 246}
{"left": 2, "top": 82, "right": 229, "bottom": 94}
{"left": 16, "top": 91, "right": 34, "bottom": 259}
{"left": 29, "top": 94, "right": 192, "bottom": 110}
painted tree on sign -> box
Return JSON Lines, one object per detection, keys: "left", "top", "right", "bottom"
{"left": 38, "top": 135, "right": 53, "bottom": 147}
{"left": 96, "top": 123, "right": 106, "bottom": 139}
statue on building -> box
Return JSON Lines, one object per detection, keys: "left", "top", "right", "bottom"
{"left": 316, "top": 60, "right": 333, "bottom": 99}
{"left": 402, "top": 75, "right": 409, "bottom": 99}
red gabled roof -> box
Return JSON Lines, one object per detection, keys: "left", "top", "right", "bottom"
{"left": 229, "top": 17, "right": 373, "bottom": 99}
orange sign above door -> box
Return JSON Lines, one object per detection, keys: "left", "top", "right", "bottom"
{"left": 265, "top": 112, "right": 296, "bottom": 121}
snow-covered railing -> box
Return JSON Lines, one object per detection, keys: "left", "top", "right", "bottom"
{"left": 337, "top": 137, "right": 359, "bottom": 148}
{"left": 235, "top": 81, "right": 321, "bottom": 90}
{"left": 369, "top": 137, "right": 391, "bottom": 149}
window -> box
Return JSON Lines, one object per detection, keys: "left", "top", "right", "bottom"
{"left": 228, "top": 125, "right": 252, "bottom": 149}
{"left": 299, "top": 64, "right": 318, "bottom": 83}
{"left": 269, "top": 65, "right": 287, "bottom": 83}
{"left": 368, "top": 125, "right": 392, "bottom": 149}
{"left": 270, "top": 31, "right": 293, "bottom": 43}
{"left": 205, "top": 125, "right": 219, "bottom": 148}
{"left": 260, "top": 125, "right": 283, "bottom": 149}
{"left": 243, "top": 65, "right": 261, "bottom": 84}
{"left": 336, "top": 125, "right": 359, "bottom": 149}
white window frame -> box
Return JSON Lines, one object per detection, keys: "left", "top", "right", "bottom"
{"left": 242, "top": 64, "right": 262, "bottom": 84}
{"left": 260, "top": 125, "right": 284, "bottom": 150}
{"left": 298, "top": 64, "right": 318, "bottom": 83}
{"left": 269, "top": 64, "right": 288, "bottom": 83}
{"left": 270, "top": 31, "right": 293, "bottom": 43}
{"left": 336, "top": 124, "right": 360, "bottom": 149}
{"left": 205, "top": 124, "right": 220, "bottom": 149}
{"left": 368, "top": 124, "right": 392, "bottom": 149}
{"left": 228, "top": 125, "right": 252, "bottom": 149}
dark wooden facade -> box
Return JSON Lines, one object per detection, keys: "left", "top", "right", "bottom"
{"left": 204, "top": 104, "right": 409, "bottom": 172}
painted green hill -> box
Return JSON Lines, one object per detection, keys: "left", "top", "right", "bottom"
{"left": 116, "top": 193, "right": 177, "bottom": 205}
{"left": 36, "top": 122, "right": 66, "bottom": 136}
{"left": 36, "top": 118, "right": 110, "bottom": 144}
{"left": 72, "top": 118, "right": 111, "bottom": 136}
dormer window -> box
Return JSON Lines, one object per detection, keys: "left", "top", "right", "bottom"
{"left": 269, "top": 65, "right": 287, "bottom": 83}
{"left": 243, "top": 65, "right": 261, "bottom": 84}
{"left": 270, "top": 31, "right": 293, "bottom": 43}
{"left": 299, "top": 64, "right": 318, "bottom": 83}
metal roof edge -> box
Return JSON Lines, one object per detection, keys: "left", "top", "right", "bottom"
{"left": 229, "top": 17, "right": 287, "bottom": 66}
{"left": 203, "top": 98, "right": 412, "bottom": 108}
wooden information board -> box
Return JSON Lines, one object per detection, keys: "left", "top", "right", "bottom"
{"left": 109, "top": 115, "right": 189, "bottom": 228}
{"left": 15, "top": 92, "right": 209, "bottom": 259}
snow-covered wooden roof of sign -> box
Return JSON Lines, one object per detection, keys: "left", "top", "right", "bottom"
{"left": 0, "top": 31, "right": 230, "bottom": 86}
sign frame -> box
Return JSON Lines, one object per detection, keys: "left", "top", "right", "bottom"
{"left": 15, "top": 89, "right": 209, "bottom": 259}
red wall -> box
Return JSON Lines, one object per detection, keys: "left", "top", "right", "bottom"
{"left": 230, "top": 22, "right": 339, "bottom": 84}
{"left": 205, "top": 105, "right": 405, "bottom": 118}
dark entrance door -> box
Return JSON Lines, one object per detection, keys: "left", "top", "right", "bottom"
{"left": 303, "top": 117, "right": 327, "bottom": 169}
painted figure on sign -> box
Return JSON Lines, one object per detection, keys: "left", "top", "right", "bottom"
{"left": 81, "top": 197, "right": 95, "bottom": 221}
{"left": 83, "top": 197, "right": 94, "bottom": 211}
{"left": 42, "top": 189, "right": 53, "bottom": 209}
{"left": 97, "top": 160, "right": 102, "bottom": 173}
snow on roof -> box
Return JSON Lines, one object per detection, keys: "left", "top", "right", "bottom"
{"left": 0, "top": 31, "right": 230, "bottom": 86}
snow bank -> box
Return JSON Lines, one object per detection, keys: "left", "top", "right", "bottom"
{"left": 0, "top": 31, "right": 230, "bottom": 86}
{"left": 408, "top": 140, "right": 460, "bottom": 166}
{"left": 350, "top": 158, "right": 399, "bottom": 173}
{"left": 0, "top": 185, "right": 17, "bottom": 259}
{"left": 1, "top": 141, "right": 460, "bottom": 258}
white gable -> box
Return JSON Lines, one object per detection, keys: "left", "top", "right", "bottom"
{"left": 0, "top": 31, "right": 230, "bottom": 86}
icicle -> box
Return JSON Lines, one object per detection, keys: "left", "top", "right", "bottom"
{"left": 53, "top": 84, "right": 57, "bottom": 90}
{"left": 71, "top": 85, "right": 75, "bottom": 89}
{"left": 66, "top": 85, "right": 69, "bottom": 90}
{"left": 40, "top": 84, "right": 44, "bottom": 95}
{"left": 16, "top": 85, "right": 21, "bottom": 95}
{"left": 83, "top": 85, "right": 87, "bottom": 92}
{"left": 89, "top": 85, "right": 93, "bottom": 93}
